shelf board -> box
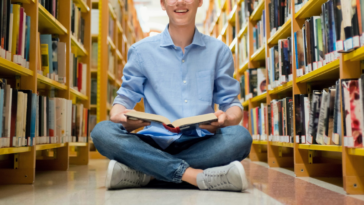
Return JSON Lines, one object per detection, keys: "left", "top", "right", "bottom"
{"left": 209, "top": 12, "right": 220, "bottom": 35}
{"left": 37, "top": 74, "right": 67, "bottom": 90}
{"left": 12, "top": 0, "right": 34, "bottom": 3}
{"left": 347, "top": 148, "right": 364, "bottom": 156}
{"left": 108, "top": 36, "right": 116, "bottom": 50}
{"left": 116, "top": 50, "right": 123, "bottom": 62}
{"left": 90, "top": 104, "right": 96, "bottom": 109}
{"left": 238, "top": 23, "right": 248, "bottom": 39}
{"left": 251, "top": 92, "right": 267, "bottom": 103}
{"left": 69, "top": 142, "right": 87, "bottom": 147}
{"left": 73, "top": 0, "right": 90, "bottom": 13}
{"left": 108, "top": 71, "right": 115, "bottom": 82}
{"left": 252, "top": 140, "right": 268, "bottom": 145}
{"left": 221, "top": 23, "right": 228, "bottom": 36}
{"left": 38, "top": 3, "right": 68, "bottom": 35}
{"left": 268, "top": 18, "right": 291, "bottom": 46}
{"left": 70, "top": 88, "right": 88, "bottom": 101}
{"left": 295, "top": 0, "right": 327, "bottom": 20}
{"left": 0, "top": 146, "right": 32, "bottom": 155}
{"left": 296, "top": 59, "right": 340, "bottom": 83}
{"left": 242, "top": 100, "right": 249, "bottom": 107}
{"left": 269, "top": 81, "right": 293, "bottom": 95}
{"left": 229, "top": 38, "right": 237, "bottom": 52}
{"left": 109, "top": 3, "right": 117, "bottom": 20}
{"left": 298, "top": 144, "right": 342, "bottom": 152}
{"left": 92, "top": 34, "right": 98, "bottom": 39}
{"left": 344, "top": 46, "right": 364, "bottom": 62}
{"left": 116, "top": 79, "right": 122, "bottom": 87}
{"left": 36, "top": 143, "right": 67, "bottom": 151}
{"left": 251, "top": 46, "right": 266, "bottom": 62}
{"left": 238, "top": 61, "right": 249, "bottom": 75}
{"left": 250, "top": 0, "right": 265, "bottom": 22}
{"left": 0, "top": 57, "right": 33, "bottom": 76}
{"left": 71, "top": 35, "right": 88, "bottom": 57}
{"left": 91, "top": 68, "right": 97, "bottom": 74}
{"left": 271, "top": 141, "right": 294, "bottom": 148}
{"left": 228, "top": 5, "right": 238, "bottom": 23}
{"left": 117, "top": 22, "right": 123, "bottom": 34}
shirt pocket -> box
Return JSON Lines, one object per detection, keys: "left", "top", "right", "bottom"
{"left": 196, "top": 70, "right": 213, "bottom": 103}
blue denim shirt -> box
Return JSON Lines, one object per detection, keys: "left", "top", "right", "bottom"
{"left": 113, "top": 25, "right": 243, "bottom": 149}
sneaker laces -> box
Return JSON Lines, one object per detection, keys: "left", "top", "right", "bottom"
{"left": 118, "top": 169, "right": 145, "bottom": 186}
{"left": 203, "top": 170, "right": 231, "bottom": 190}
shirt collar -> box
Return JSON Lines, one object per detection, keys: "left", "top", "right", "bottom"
{"left": 160, "top": 24, "right": 206, "bottom": 47}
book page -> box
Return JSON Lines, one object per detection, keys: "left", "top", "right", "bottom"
{"left": 171, "top": 113, "right": 217, "bottom": 128}
{"left": 125, "top": 111, "right": 171, "bottom": 125}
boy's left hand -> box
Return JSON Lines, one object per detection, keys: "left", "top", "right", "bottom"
{"left": 199, "top": 110, "right": 226, "bottom": 134}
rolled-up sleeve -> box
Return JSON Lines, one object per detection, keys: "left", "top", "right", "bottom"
{"left": 113, "top": 46, "right": 146, "bottom": 109}
{"left": 213, "top": 46, "right": 243, "bottom": 112}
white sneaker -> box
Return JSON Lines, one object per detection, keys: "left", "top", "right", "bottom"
{"left": 105, "top": 160, "right": 151, "bottom": 190}
{"left": 196, "top": 161, "right": 248, "bottom": 192}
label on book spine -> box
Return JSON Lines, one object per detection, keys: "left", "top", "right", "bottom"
{"left": 296, "top": 69, "right": 303, "bottom": 77}
{"left": 344, "top": 38, "right": 353, "bottom": 52}
{"left": 318, "top": 61, "right": 323, "bottom": 69}
{"left": 0, "top": 48, "right": 5, "bottom": 58}
{"left": 301, "top": 136, "right": 306, "bottom": 144}
{"left": 296, "top": 135, "right": 300, "bottom": 143}
{"left": 336, "top": 41, "right": 344, "bottom": 52}
{"left": 288, "top": 74, "right": 293, "bottom": 82}
{"left": 361, "top": 33, "right": 364, "bottom": 47}
{"left": 313, "top": 62, "right": 318, "bottom": 71}
{"left": 353, "top": 36, "right": 360, "bottom": 48}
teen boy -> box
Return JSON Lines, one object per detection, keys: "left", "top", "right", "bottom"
{"left": 91, "top": 0, "right": 252, "bottom": 192}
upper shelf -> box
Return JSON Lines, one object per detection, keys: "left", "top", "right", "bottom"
{"left": 0, "top": 57, "right": 33, "bottom": 77}
{"left": 71, "top": 35, "right": 88, "bottom": 57}
{"left": 238, "top": 23, "right": 248, "bottom": 39}
{"left": 344, "top": 46, "right": 364, "bottom": 62}
{"left": 37, "top": 74, "right": 68, "bottom": 90}
{"left": 298, "top": 144, "right": 342, "bottom": 152}
{"left": 250, "top": 0, "right": 265, "bottom": 22}
{"left": 295, "top": 0, "right": 327, "bottom": 20}
{"left": 228, "top": 5, "right": 238, "bottom": 24}
{"left": 269, "top": 81, "right": 293, "bottom": 95}
{"left": 38, "top": 3, "right": 68, "bottom": 35}
{"left": 229, "top": 38, "right": 237, "bottom": 52}
{"left": 36, "top": 143, "right": 67, "bottom": 151}
{"left": 296, "top": 59, "right": 340, "bottom": 83}
{"left": 251, "top": 46, "right": 265, "bottom": 62}
{"left": 239, "top": 61, "right": 249, "bottom": 75}
{"left": 0, "top": 146, "right": 32, "bottom": 155}
{"left": 251, "top": 92, "right": 267, "bottom": 103}
{"left": 268, "top": 18, "right": 291, "bottom": 46}
{"left": 70, "top": 88, "right": 88, "bottom": 101}
{"left": 73, "top": 0, "right": 90, "bottom": 13}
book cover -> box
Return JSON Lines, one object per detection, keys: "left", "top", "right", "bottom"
{"left": 7, "top": 4, "right": 13, "bottom": 53}
{"left": 267, "top": 104, "right": 271, "bottom": 136}
{"left": 294, "top": 95, "right": 302, "bottom": 137}
{"left": 273, "top": 101, "right": 279, "bottom": 137}
{"left": 1, "top": 0, "right": 8, "bottom": 50}
{"left": 308, "top": 91, "right": 322, "bottom": 144}
{"left": 278, "top": 100, "right": 283, "bottom": 136}
{"left": 257, "top": 68, "right": 266, "bottom": 95}
{"left": 25, "top": 16, "right": 30, "bottom": 61}
{"left": 316, "top": 17, "right": 324, "bottom": 64}
{"left": 22, "top": 93, "right": 27, "bottom": 145}
{"left": 40, "top": 34, "right": 53, "bottom": 76}
{"left": 360, "top": 0, "right": 364, "bottom": 35}
{"left": 274, "top": 46, "right": 279, "bottom": 83}
{"left": 332, "top": 80, "right": 342, "bottom": 145}
{"left": 10, "top": 89, "right": 18, "bottom": 146}
{"left": 15, "top": 92, "right": 24, "bottom": 146}
{"left": 2, "top": 84, "right": 12, "bottom": 139}
{"left": 47, "top": 98, "right": 55, "bottom": 140}
{"left": 326, "top": 88, "right": 336, "bottom": 145}
{"left": 340, "top": 0, "right": 354, "bottom": 51}
{"left": 17, "top": 8, "right": 24, "bottom": 57}
{"left": 19, "top": 90, "right": 32, "bottom": 144}
{"left": 345, "top": 80, "right": 363, "bottom": 147}
{"left": 288, "top": 101, "right": 294, "bottom": 142}
{"left": 295, "top": 31, "right": 305, "bottom": 72}
{"left": 57, "top": 42, "right": 66, "bottom": 83}
{"left": 249, "top": 69, "right": 258, "bottom": 97}
{"left": 11, "top": 4, "right": 20, "bottom": 60}
{"left": 316, "top": 89, "right": 330, "bottom": 145}
{"left": 76, "top": 104, "right": 83, "bottom": 141}
{"left": 0, "top": 87, "right": 4, "bottom": 138}
{"left": 52, "top": 39, "right": 58, "bottom": 76}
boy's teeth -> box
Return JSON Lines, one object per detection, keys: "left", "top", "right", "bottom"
{"left": 176, "top": 10, "right": 187, "bottom": 12}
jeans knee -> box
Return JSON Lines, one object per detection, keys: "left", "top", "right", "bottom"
{"left": 225, "top": 125, "right": 252, "bottom": 152}
{"left": 91, "top": 121, "right": 114, "bottom": 144}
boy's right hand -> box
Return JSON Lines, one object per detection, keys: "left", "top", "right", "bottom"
{"left": 110, "top": 104, "right": 150, "bottom": 132}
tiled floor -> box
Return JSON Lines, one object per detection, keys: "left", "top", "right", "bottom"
{"left": 1, "top": 159, "right": 364, "bottom": 205}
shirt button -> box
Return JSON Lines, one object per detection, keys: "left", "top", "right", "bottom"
{"left": 183, "top": 81, "right": 186, "bottom": 84}
{"left": 185, "top": 100, "right": 188, "bottom": 103}
{"left": 182, "top": 60, "right": 185, "bottom": 63}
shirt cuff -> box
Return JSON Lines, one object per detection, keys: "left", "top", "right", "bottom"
{"left": 219, "top": 98, "right": 244, "bottom": 112}
{"left": 112, "top": 95, "right": 136, "bottom": 110}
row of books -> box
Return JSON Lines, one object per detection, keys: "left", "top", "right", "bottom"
{"left": 267, "top": 37, "right": 293, "bottom": 89}
{"left": 71, "top": 54, "right": 88, "bottom": 95}
{"left": 0, "top": 3, "right": 31, "bottom": 69}
{"left": 40, "top": 0, "right": 59, "bottom": 19}
{"left": 38, "top": 34, "right": 67, "bottom": 84}
{"left": 294, "top": 0, "right": 308, "bottom": 14}
{"left": 244, "top": 0, "right": 262, "bottom": 19}
{"left": 237, "top": 1, "right": 248, "bottom": 30}
{"left": 240, "top": 68, "right": 267, "bottom": 101}
{"left": 269, "top": 0, "right": 292, "bottom": 37}
{"left": 0, "top": 79, "right": 89, "bottom": 148}
{"left": 71, "top": 2, "right": 85, "bottom": 45}
{"left": 252, "top": 10, "right": 266, "bottom": 53}
{"left": 238, "top": 32, "right": 249, "bottom": 69}
{"left": 107, "top": 81, "right": 117, "bottom": 106}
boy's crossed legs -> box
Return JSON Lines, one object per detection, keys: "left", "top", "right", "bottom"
{"left": 91, "top": 121, "right": 252, "bottom": 192}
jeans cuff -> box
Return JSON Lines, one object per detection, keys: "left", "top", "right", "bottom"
{"left": 172, "top": 160, "right": 189, "bottom": 183}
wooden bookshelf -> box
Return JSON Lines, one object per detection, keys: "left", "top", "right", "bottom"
{"left": 204, "top": 0, "right": 364, "bottom": 194}
{"left": 0, "top": 0, "right": 92, "bottom": 184}
{"left": 91, "top": 0, "right": 145, "bottom": 159}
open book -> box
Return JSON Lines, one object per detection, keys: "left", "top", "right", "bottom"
{"left": 125, "top": 111, "right": 218, "bottom": 132}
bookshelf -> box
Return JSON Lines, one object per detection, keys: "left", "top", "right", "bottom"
{"left": 204, "top": 0, "right": 364, "bottom": 194}
{"left": 89, "top": 0, "right": 144, "bottom": 159}
{"left": 0, "top": 0, "right": 92, "bottom": 184}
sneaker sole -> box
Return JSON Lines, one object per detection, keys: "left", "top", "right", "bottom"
{"left": 232, "top": 161, "right": 248, "bottom": 192}
{"left": 105, "top": 160, "right": 117, "bottom": 190}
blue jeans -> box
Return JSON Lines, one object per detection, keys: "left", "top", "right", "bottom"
{"left": 91, "top": 121, "right": 252, "bottom": 183}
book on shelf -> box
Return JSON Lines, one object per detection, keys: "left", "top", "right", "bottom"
{"left": 294, "top": 0, "right": 308, "bottom": 14}
{"left": 250, "top": 103, "right": 267, "bottom": 141}
{"left": 252, "top": 10, "right": 266, "bottom": 53}
{"left": 107, "top": 80, "right": 117, "bottom": 105}
{"left": 238, "top": 1, "right": 248, "bottom": 30}
{"left": 71, "top": 3, "right": 85, "bottom": 45}
{"left": 125, "top": 111, "right": 218, "bottom": 132}
{"left": 91, "top": 77, "right": 97, "bottom": 105}
{"left": 238, "top": 32, "right": 248, "bottom": 68}
{"left": 39, "top": 0, "right": 59, "bottom": 19}
{"left": 241, "top": 110, "right": 249, "bottom": 130}
{"left": 269, "top": 0, "right": 292, "bottom": 36}
{"left": 239, "top": 75, "right": 245, "bottom": 102}
{"left": 91, "top": 9, "right": 99, "bottom": 35}
{"left": 245, "top": 0, "right": 261, "bottom": 19}
{"left": 0, "top": 3, "right": 31, "bottom": 68}
{"left": 70, "top": 54, "right": 87, "bottom": 95}
{"left": 91, "top": 41, "right": 98, "bottom": 68}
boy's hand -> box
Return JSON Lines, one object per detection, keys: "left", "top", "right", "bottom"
{"left": 199, "top": 110, "right": 226, "bottom": 134}
{"left": 110, "top": 105, "right": 150, "bottom": 132}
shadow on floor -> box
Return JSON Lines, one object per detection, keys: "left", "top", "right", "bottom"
{"left": 144, "top": 180, "right": 199, "bottom": 189}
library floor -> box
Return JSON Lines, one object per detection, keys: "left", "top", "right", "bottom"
{"left": 1, "top": 160, "right": 364, "bottom": 205}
